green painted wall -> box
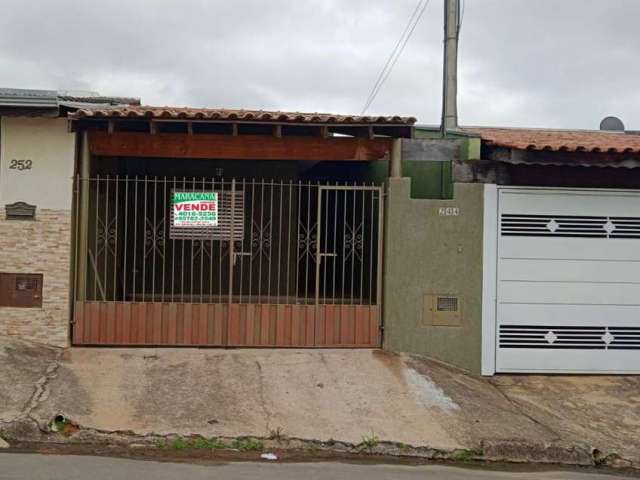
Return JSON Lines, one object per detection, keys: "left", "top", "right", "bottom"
{"left": 402, "top": 160, "right": 453, "bottom": 199}
{"left": 382, "top": 178, "right": 484, "bottom": 373}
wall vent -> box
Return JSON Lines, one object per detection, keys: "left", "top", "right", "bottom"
{"left": 423, "top": 294, "right": 461, "bottom": 327}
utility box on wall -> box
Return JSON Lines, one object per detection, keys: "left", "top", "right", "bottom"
{"left": 423, "top": 294, "right": 461, "bottom": 327}
{"left": 0, "top": 272, "right": 43, "bottom": 308}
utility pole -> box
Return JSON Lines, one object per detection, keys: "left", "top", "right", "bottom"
{"left": 441, "top": 0, "right": 460, "bottom": 135}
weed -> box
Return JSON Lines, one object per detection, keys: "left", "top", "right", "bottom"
{"left": 358, "top": 433, "right": 380, "bottom": 452}
{"left": 153, "top": 439, "right": 168, "bottom": 449}
{"left": 231, "top": 438, "right": 264, "bottom": 451}
{"left": 210, "top": 438, "right": 229, "bottom": 450}
{"left": 171, "top": 437, "right": 190, "bottom": 450}
{"left": 268, "top": 426, "right": 285, "bottom": 441}
{"left": 450, "top": 449, "right": 481, "bottom": 463}
{"left": 397, "top": 442, "right": 408, "bottom": 450}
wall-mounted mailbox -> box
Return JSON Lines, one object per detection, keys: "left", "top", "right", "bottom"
{"left": 5, "top": 202, "right": 36, "bottom": 221}
{"left": 0, "top": 273, "right": 43, "bottom": 308}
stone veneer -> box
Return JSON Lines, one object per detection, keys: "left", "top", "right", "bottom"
{"left": 0, "top": 208, "right": 72, "bottom": 347}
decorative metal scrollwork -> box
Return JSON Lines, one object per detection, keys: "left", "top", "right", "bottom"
{"left": 298, "top": 222, "right": 317, "bottom": 261}
{"left": 252, "top": 220, "right": 272, "bottom": 258}
{"left": 144, "top": 217, "right": 165, "bottom": 259}
{"left": 344, "top": 223, "right": 363, "bottom": 262}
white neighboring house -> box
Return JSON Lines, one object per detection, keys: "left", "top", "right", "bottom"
{"left": 0, "top": 88, "right": 138, "bottom": 346}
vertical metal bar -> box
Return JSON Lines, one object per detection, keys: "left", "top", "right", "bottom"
{"left": 162, "top": 177, "right": 167, "bottom": 303}
{"left": 332, "top": 184, "right": 338, "bottom": 304}
{"left": 314, "top": 185, "right": 322, "bottom": 308}
{"left": 304, "top": 181, "right": 311, "bottom": 305}
{"left": 94, "top": 174, "right": 100, "bottom": 300}
{"left": 285, "top": 180, "right": 292, "bottom": 304}
{"left": 212, "top": 178, "right": 222, "bottom": 303}
{"left": 238, "top": 178, "right": 245, "bottom": 304}
{"left": 218, "top": 178, "right": 224, "bottom": 304}
{"left": 113, "top": 176, "right": 119, "bottom": 302}
{"left": 267, "top": 180, "right": 274, "bottom": 303}
{"left": 132, "top": 176, "right": 138, "bottom": 302}
{"left": 171, "top": 176, "right": 177, "bottom": 302}
{"left": 341, "top": 186, "right": 347, "bottom": 305}
{"left": 142, "top": 175, "right": 148, "bottom": 302}
{"left": 369, "top": 186, "right": 375, "bottom": 305}
{"left": 123, "top": 177, "right": 129, "bottom": 301}
{"left": 152, "top": 176, "right": 158, "bottom": 302}
{"left": 181, "top": 177, "right": 186, "bottom": 301}
{"left": 294, "top": 181, "right": 301, "bottom": 303}
{"left": 322, "top": 183, "right": 329, "bottom": 304}
{"left": 376, "top": 185, "right": 385, "bottom": 313}
{"left": 200, "top": 177, "right": 205, "bottom": 303}
{"left": 103, "top": 175, "right": 109, "bottom": 301}
{"left": 248, "top": 178, "right": 256, "bottom": 303}
{"left": 190, "top": 176, "right": 196, "bottom": 302}
{"left": 360, "top": 186, "right": 365, "bottom": 305}
{"left": 227, "top": 178, "right": 236, "bottom": 347}
{"left": 276, "top": 180, "right": 283, "bottom": 304}
{"left": 350, "top": 185, "right": 356, "bottom": 307}
{"left": 257, "top": 180, "right": 265, "bottom": 303}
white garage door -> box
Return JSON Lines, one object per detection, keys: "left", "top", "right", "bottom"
{"left": 496, "top": 188, "right": 640, "bottom": 373}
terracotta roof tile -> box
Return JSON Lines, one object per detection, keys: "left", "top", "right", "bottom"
{"left": 70, "top": 105, "right": 416, "bottom": 125}
{"left": 465, "top": 127, "right": 640, "bottom": 154}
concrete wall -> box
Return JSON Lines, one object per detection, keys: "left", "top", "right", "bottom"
{"left": 0, "top": 117, "right": 75, "bottom": 208}
{"left": 0, "top": 117, "right": 75, "bottom": 346}
{"left": 383, "top": 178, "right": 484, "bottom": 373}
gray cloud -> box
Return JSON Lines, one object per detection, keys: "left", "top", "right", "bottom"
{"left": 1, "top": 0, "right": 638, "bottom": 129}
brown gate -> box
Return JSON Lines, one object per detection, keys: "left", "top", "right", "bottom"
{"left": 72, "top": 177, "right": 383, "bottom": 347}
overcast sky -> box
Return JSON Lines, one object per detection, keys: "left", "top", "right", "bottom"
{"left": 1, "top": 0, "right": 638, "bottom": 129}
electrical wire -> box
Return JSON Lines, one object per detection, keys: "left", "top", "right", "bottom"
{"left": 360, "top": 0, "right": 424, "bottom": 115}
{"left": 360, "top": 0, "right": 431, "bottom": 115}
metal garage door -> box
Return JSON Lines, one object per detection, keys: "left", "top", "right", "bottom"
{"left": 496, "top": 188, "right": 640, "bottom": 373}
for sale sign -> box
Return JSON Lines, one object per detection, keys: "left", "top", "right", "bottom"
{"left": 172, "top": 192, "right": 218, "bottom": 227}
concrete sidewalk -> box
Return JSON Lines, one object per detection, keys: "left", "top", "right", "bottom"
{"left": 1, "top": 337, "right": 639, "bottom": 468}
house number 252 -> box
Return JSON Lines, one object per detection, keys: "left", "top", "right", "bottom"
{"left": 9, "top": 159, "right": 33, "bottom": 171}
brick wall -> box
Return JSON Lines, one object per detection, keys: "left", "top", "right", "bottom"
{"left": 0, "top": 208, "right": 72, "bottom": 347}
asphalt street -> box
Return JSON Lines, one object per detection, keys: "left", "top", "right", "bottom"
{"left": 0, "top": 454, "right": 628, "bottom": 480}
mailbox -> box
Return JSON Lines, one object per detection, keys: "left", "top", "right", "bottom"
{"left": 0, "top": 273, "right": 43, "bottom": 308}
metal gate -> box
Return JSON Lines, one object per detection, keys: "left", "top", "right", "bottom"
{"left": 72, "top": 177, "right": 383, "bottom": 347}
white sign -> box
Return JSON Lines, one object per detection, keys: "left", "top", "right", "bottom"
{"left": 172, "top": 192, "right": 218, "bottom": 227}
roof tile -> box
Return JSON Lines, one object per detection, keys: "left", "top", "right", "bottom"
{"left": 69, "top": 105, "right": 416, "bottom": 125}
{"left": 465, "top": 127, "right": 640, "bottom": 154}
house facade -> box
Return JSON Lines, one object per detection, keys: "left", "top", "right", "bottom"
{"left": 382, "top": 124, "right": 640, "bottom": 375}
{"left": 2, "top": 86, "right": 638, "bottom": 376}
{"left": 0, "top": 89, "right": 138, "bottom": 345}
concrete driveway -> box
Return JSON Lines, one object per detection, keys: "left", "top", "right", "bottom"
{"left": 1, "top": 336, "right": 639, "bottom": 468}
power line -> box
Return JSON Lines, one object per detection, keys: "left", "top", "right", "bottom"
{"left": 360, "top": 0, "right": 432, "bottom": 115}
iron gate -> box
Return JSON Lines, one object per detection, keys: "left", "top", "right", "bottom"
{"left": 72, "top": 176, "right": 383, "bottom": 347}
